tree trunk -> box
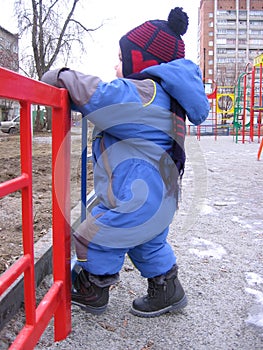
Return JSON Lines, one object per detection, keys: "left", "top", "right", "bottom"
{"left": 34, "top": 106, "right": 42, "bottom": 132}
{"left": 46, "top": 107, "right": 52, "bottom": 131}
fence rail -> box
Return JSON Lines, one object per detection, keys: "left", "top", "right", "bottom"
{"left": 0, "top": 67, "right": 71, "bottom": 349}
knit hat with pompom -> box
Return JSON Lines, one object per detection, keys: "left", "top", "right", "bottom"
{"left": 119, "top": 7, "right": 189, "bottom": 77}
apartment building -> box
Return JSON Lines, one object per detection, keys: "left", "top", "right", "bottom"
{"left": 0, "top": 26, "right": 18, "bottom": 72}
{"left": 0, "top": 26, "right": 19, "bottom": 120}
{"left": 198, "top": 0, "right": 263, "bottom": 86}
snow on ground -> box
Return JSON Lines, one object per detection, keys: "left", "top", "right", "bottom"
{"left": 1, "top": 135, "right": 263, "bottom": 349}
{"left": 178, "top": 136, "right": 263, "bottom": 335}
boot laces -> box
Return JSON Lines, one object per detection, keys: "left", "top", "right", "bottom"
{"left": 148, "top": 279, "right": 167, "bottom": 298}
{"left": 74, "top": 269, "right": 91, "bottom": 292}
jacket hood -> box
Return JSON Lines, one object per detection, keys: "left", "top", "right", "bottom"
{"left": 143, "top": 59, "right": 210, "bottom": 125}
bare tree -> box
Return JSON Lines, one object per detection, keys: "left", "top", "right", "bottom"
{"left": 15, "top": 0, "right": 105, "bottom": 130}
{"left": 16, "top": 0, "right": 104, "bottom": 79}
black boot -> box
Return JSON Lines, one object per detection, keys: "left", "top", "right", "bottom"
{"left": 71, "top": 265, "right": 119, "bottom": 315}
{"left": 130, "top": 265, "right": 187, "bottom": 317}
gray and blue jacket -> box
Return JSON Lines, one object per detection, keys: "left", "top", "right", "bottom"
{"left": 42, "top": 58, "right": 209, "bottom": 252}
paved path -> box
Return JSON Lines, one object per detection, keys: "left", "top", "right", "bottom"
{"left": 2, "top": 136, "right": 263, "bottom": 349}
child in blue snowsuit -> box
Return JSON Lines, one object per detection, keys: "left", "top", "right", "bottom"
{"left": 42, "top": 7, "right": 209, "bottom": 317}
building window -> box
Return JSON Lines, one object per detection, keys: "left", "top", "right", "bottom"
{"left": 239, "top": 11, "right": 247, "bottom": 17}
{"left": 227, "top": 39, "right": 236, "bottom": 44}
{"left": 239, "top": 30, "right": 246, "bottom": 35}
{"left": 209, "top": 13, "right": 213, "bottom": 18}
{"left": 250, "top": 39, "right": 263, "bottom": 45}
{"left": 250, "top": 30, "right": 263, "bottom": 35}
{"left": 208, "top": 60, "right": 213, "bottom": 65}
{"left": 227, "top": 29, "right": 236, "bottom": 35}
{"left": 209, "top": 31, "right": 214, "bottom": 37}
{"left": 218, "top": 19, "right": 227, "bottom": 24}
{"left": 217, "top": 38, "right": 227, "bottom": 44}
{"left": 208, "top": 50, "right": 214, "bottom": 56}
{"left": 5, "top": 41, "right": 11, "bottom": 50}
{"left": 226, "top": 49, "right": 236, "bottom": 55}
{"left": 250, "top": 21, "right": 262, "bottom": 27}
{"left": 218, "top": 29, "right": 227, "bottom": 34}
{"left": 208, "top": 41, "right": 213, "bottom": 47}
{"left": 238, "top": 50, "right": 246, "bottom": 57}
{"left": 208, "top": 69, "right": 213, "bottom": 75}
{"left": 217, "top": 48, "right": 227, "bottom": 54}
{"left": 208, "top": 22, "right": 214, "bottom": 28}
{"left": 250, "top": 11, "right": 263, "bottom": 16}
{"left": 239, "top": 39, "right": 247, "bottom": 44}
{"left": 239, "top": 21, "right": 247, "bottom": 26}
{"left": 227, "top": 20, "right": 236, "bottom": 26}
{"left": 218, "top": 57, "right": 234, "bottom": 63}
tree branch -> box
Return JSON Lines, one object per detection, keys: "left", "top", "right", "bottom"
{"left": 46, "top": 0, "right": 79, "bottom": 71}
{"left": 69, "top": 19, "right": 104, "bottom": 32}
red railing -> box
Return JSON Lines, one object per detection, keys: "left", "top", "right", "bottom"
{"left": 258, "top": 138, "right": 263, "bottom": 160}
{"left": 0, "top": 67, "right": 71, "bottom": 349}
{"left": 250, "top": 62, "right": 263, "bottom": 143}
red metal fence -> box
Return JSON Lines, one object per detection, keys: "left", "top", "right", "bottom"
{"left": 0, "top": 67, "right": 71, "bottom": 349}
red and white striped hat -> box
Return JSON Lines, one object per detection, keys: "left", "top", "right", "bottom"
{"left": 119, "top": 7, "right": 189, "bottom": 77}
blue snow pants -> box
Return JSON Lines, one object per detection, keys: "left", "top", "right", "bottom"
{"left": 77, "top": 226, "right": 176, "bottom": 278}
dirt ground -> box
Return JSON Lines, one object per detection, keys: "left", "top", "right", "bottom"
{"left": 1, "top": 136, "right": 263, "bottom": 350}
{"left": 0, "top": 127, "right": 92, "bottom": 275}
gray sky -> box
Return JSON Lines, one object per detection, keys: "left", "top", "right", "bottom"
{"left": 0, "top": 0, "right": 200, "bottom": 80}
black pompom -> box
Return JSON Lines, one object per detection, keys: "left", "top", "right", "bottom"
{"left": 168, "top": 7, "right": 189, "bottom": 36}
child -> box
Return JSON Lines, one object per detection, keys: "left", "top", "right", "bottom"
{"left": 42, "top": 7, "right": 209, "bottom": 317}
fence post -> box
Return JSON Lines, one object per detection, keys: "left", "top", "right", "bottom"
{"left": 52, "top": 90, "right": 72, "bottom": 340}
{"left": 19, "top": 100, "right": 36, "bottom": 326}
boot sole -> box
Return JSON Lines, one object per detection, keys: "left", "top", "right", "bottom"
{"left": 130, "top": 294, "right": 188, "bottom": 318}
{"left": 71, "top": 300, "right": 107, "bottom": 315}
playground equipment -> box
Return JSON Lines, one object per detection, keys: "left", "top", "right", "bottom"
{"left": 0, "top": 68, "right": 71, "bottom": 349}
{"left": 216, "top": 85, "right": 234, "bottom": 136}
{"left": 193, "top": 80, "right": 218, "bottom": 140}
{"left": 251, "top": 54, "right": 263, "bottom": 144}
{"left": 233, "top": 63, "right": 253, "bottom": 143}
{"left": 207, "top": 81, "right": 217, "bottom": 140}
{"left": 193, "top": 81, "right": 233, "bottom": 140}
{"left": 233, "top": 55, "right": 263, "bottom": 145}
{"left": 258, "top": 138, "right": 263, "bottom": 160}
